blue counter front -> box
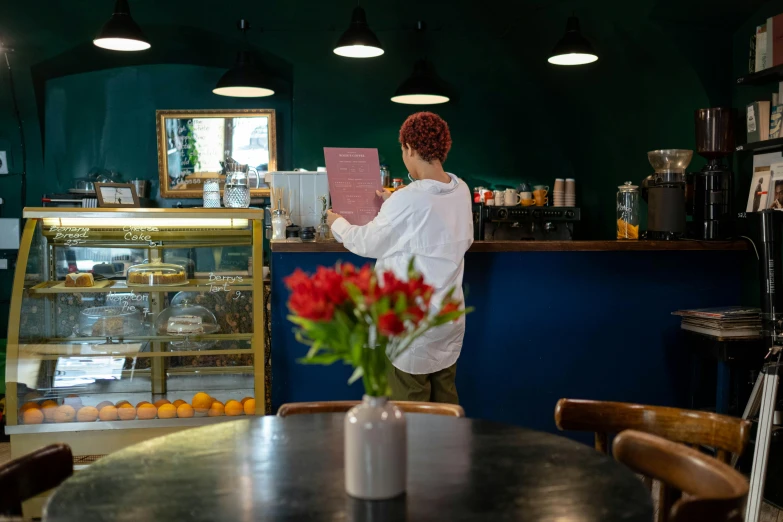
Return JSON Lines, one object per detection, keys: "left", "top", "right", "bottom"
{"left": 270, "top": 241, "right": 748, "bottom": 434}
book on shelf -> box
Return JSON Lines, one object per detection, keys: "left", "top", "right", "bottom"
{"left": 772, "top": 105, "right": 783, "bottom": 138}
{"left": 747, "top": 101, "right": 771, "bottom": 142}
{"left": 673, "top": 306, "right": 761, "bottom": 339}
{"left": 771, "top": 13, "right": 783, "bottom": 67}
{"left": 680, "top": 323, "right": 761, "bottom": 338}
{"left": 672, "top": 306, "right": 761, "bottom": 319}
{"left": 757, "top": 23, "right": 768, "bottom": 71}
{"left": 750, "top": 33, "right": 757, "bottom": 73}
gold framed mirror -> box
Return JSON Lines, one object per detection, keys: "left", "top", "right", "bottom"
{"left": 156, "top": 109, "right": 277, "bottom": 198}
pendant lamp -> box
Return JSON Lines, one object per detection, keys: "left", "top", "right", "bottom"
{"left": 213, "top": 20, "right": 275, "bottom": 98}
{"left": 333, "top": 6, "right": 384, "bottom": 58}
{"left": 391, "top": 59, "right": 450, "bottom": 105}
{"left": 548, "top": 16, "right": 598, "bottom": 66}
{"left": 93, "top": 0, "right": 150, "bottom": 52}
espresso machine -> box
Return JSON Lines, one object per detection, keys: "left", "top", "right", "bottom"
{"left": 473, "top": 204, "right": 581, "bottom": 240}
{"left": 689, "top": 108, "right": 735, "bottom": 239}
{"left": 642, "top": 149, "right": 692, "bottom": 240}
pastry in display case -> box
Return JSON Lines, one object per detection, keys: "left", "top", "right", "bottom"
{"left": 65, "top": 273, "right": 94, "bottom": 287}
{"left": 6, "top": 207, "right": 266, "bottom": 465}
{"left": 127, "top": 259, "right": 188, "bottom": 286}
{"left": 78, "top": 306, "right": 144, "bottom": 337}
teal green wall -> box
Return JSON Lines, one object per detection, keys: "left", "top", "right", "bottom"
{"left": 0, "top": 0, "right": 750, "bottom": 336}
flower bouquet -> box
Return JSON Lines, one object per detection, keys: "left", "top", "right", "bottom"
{"left": 285, "top": 259, "right": 470, "bottom": 397}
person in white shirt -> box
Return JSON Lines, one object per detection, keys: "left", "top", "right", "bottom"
{"left": 326, "top": 112, "right": 473, "bottom": 403}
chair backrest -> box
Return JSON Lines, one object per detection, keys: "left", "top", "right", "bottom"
{"left": 277, "top": 400, "right": 465, "bottom": 418}
{"left": 613, "top": 430, "right": 748, "bottom": 522}
{"left": 0, "top": 444, "right": 73, "bottom": 516}
{"left": 554, "top": 398, "right": 751, "bottom": 462}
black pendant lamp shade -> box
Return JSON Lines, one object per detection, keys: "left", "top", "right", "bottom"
{"left": 213, "top": 20, "right": 275, "bottom": 98}
{"left": 93, "top": 0, "right": 150, "bottom": 51}
{"left": 333, "top": 6, "right": 384, "bottom": 58}
{"left": 548, "top": 16, "right": 598, "bottom": 66}
{"left": 391, "top": 59, "right": 450, "bottom": 105}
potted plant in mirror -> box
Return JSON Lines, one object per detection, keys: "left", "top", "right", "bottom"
{"left": 285, "top": 260, "right": 470, "bottom": 500}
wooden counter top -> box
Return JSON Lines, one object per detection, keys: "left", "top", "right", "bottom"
{"left": 271, "top": 240, "right": 749, "bottom": 253}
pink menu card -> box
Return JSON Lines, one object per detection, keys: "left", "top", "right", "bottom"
{"left": 324, "top": 147, "right": 383, "bottom": 226}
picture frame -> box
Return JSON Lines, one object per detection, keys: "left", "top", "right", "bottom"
{"left": 95, "top": 183, "right": 140, "bottom": 208}
{"left": 156, "top": 109, "right": 277, "bottom": 199}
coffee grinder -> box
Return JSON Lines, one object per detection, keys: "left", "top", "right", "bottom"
{"left": 690, "top": 107, "right": 735, "bottom": 239}
{"left": 642, "top": 149, "right": 692, "bottom": 240}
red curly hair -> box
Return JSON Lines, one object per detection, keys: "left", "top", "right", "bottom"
{"left": 398, "top": 112, "right": 452, "bottom": 163}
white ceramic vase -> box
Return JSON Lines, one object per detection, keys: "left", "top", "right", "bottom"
{"left": 344, "top": 395, "right": 407, "bottom": 499}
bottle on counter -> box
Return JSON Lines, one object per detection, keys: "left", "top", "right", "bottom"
{"left": 380, "top": 164, "right": 391, "bottom": 188}
{"left": 272, "top": 199, "right": 287, "bottom": 241}
{"left": 392, "top": 178, "right": 404, "bottom": 189}
{"left": 617, "top": 181, "right": 640, "bottom": 240}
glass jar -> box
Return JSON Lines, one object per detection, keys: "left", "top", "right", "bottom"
{"left": 203, "top": 178, "right": 221, "bottom": 208}
{"left": 392, "top": 178, "right": 404, "bottom": 189}
{"left": 617, "top": 182, "right": 640, "bottom": 240}
{"left": 380, "top": 164, "right": 391, "bottom": 188}
{"left": 271, "top": 209, "right": 287, "bottom": 241}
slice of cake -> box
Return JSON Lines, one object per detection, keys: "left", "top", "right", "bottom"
{"left": 92, "top": 316, "right": 124, "bottom": 336}
{"left": 65, "top": 273, "right": 94, "bottom": 287}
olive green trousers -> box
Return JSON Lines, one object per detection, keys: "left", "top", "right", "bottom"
{"left": 386, "top": 361, "right": 459, "bottom": 404}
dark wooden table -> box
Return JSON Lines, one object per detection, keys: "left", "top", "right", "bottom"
{"left": 44, "top": 414, "right": 653, "bottom": 521}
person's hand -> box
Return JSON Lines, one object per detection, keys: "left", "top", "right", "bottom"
{"left": 376, "top": 189, "right": 392, "bottom": 201}
{"left": 326, "top": 209, "right": 342, "bottom": 227}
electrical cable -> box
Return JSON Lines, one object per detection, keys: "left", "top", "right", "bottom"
{"left": 3, "top": 47, "right": 26, "bottom": 215}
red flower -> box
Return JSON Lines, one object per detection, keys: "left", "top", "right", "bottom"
{"left": 312, "top": 266, "right": 348, "bottom": 305}
{"left": 405, "top": 305, "right": 427, "bottom": 325}
{"left": 378, "top": 311, "right": 405, "bottom": 336}
{"left": 284, "top": 269, "right": 312, "bottom": 293}
{"left": 288, "top": 290, "right": 334, "bottom": 321}
{"left": 344, "top": 264, "right": 376, "bottom": 301}
{"left": 379, "top": 271, "right": 408, "bottom": 297}
{"left": 407, "top": 275, "right": 434, "bottom": 305}
{"left": 438, "top": 301, "right": 460, "bottom": 317}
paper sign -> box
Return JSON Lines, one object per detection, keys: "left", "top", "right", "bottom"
{"left": 324, "top": 147, "right": 383, "bottom": 226}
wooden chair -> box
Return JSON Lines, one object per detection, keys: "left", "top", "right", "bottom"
{"left": 277, "top": 400, "right": 465, "bottom": 418}
{"left": 554, "top": 398, "right": 751, "bottom": 463}
{"left": 613, "top": 430, "right": 748, "bottom": 522}
{"left": 0, "top": 443, "right": 73, "bottom": 517}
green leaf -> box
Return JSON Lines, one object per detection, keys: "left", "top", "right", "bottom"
{"left": 297, "top": 353, "right": 343, "bottom": 365}
{"left": 347, "top": 366, "right": 364, "bottom": 385}
{"left": 407, "top": 256, "right": 417, "bottom": 278}
{"left": 394, "top": 294, "right": 407, "bottom": 314}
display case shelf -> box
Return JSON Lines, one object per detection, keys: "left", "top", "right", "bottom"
{"left": 19, "top": 346, "right": 254, "bottom": 360}
{"left": 29, "top": 279, "right": 255, "bottom": 294}
{"left": 6, "top": 415, "right": 247, "bottom": 435}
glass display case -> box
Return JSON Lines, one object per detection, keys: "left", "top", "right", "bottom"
{"left": 6, "top": 208, "right": 267, "bottom": 458}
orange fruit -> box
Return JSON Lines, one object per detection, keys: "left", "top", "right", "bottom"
{"left": 240, "top": 397, "right": 253, "bottom": 405}
{"left": 41, "top": 400, "right": 58, "bottom": 422}
{"left": 20, "top": 401, "right": 40, "bottom": 413}
{"left": 22, "top": 408, "right": 44, "bottom": 425}
{"left": 172, "top": 399, "right": 186, "bottom": 408}
{"left": 115, "top": 400, "right": 130, "bottom": 408}
{"left": 224, "top": 400, "right": 243, "bottom": 417}
{"left": 153, "top": 399, "right": 171, "bottom": 408}
{"left": 192, "top": 392, "right": 213, "bottom": 415}
{"left": 158, "top": 404, "right": 177, "bottom": 419}
{"left": 208, "top": 402, "right": 225, "bottom": 417}
{"left": 77, "top": 406, "right": 99, "bottom": 422}
{"left": 117, "top": 404, "right": 137, "bottom": 421}
{"left": 135, "top": 401, "right": 150, "bottom": 409}
{"left": 243, "top": 399, "right": 256, "bottom": 416}
{"left": 54, "top": 405, "right": 76, "bottom": 423}
{"left": 137, "top": 403, "right": 157, "bottom": 420}
{"left": 95, "top": 400, "right": 114, "bottom": 411}
{"left": 98, "top": 406, "right": 118, "bottom": 421}
{"left": 176, "top": 404, "right": 194, "bottom": 418}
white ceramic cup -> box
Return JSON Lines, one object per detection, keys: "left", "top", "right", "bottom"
{"left": 504, "top": 189, "right": 520, "bottom": 206}
{"left": 493, "top": 190, "right": 505, "bottom": 206}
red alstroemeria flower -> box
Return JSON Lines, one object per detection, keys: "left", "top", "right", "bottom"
{"left": 288, "top": 290, "right": 334, "bottom": 321}
{"left": 438, "top": 301, "right": 460, "bottom": 317}
{"left": 405, "top": 305, "right": 427, "bottom": 325}
{"left": 312, "top": 266, "right": 348, "bottom": 305}
{"left": 378, "top": 311, "right": 405, "bottom": 336}
{"left": 284, "top": 269, "right": 312, "bottom": 293}
{"left": 344, "top": 264, "right": 377, "bottom": 303}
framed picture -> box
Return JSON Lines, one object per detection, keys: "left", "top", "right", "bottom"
{"left": 769, "top": 162, "right": 783, "bottom": 210}
{"left": 155, "top": 109, "right": 276, "bottom": 198}
{"left": 95, "top": 183, "right": 140, "bottom": 208}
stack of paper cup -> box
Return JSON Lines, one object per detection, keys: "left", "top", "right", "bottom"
{"left": 565, "top": 178, "right": 576, "bottom": 207}
{"left": 553, "top": 179, "right": 565, "bottom": 207}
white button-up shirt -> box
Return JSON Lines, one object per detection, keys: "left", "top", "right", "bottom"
{"left": 331, "top": 173, "right": 473, "bottom": 374}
